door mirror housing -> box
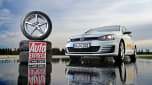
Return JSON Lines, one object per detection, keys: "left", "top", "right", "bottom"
{"left": 123, "top": 31, "right": 132, "bottom": 35}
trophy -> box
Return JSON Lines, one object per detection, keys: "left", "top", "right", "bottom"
{"left": 19, "top": 11, "right": 52, "bottom": 64}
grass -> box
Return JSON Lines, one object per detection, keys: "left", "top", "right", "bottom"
{"left": 139, "top": 56, "right": 152, "bottom": 59}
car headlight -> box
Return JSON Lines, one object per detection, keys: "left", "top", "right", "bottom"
{"left": 98, "top": 34, "right": 114, "bottom": 40}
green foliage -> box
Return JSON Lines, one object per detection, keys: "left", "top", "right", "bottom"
{"left": 52, "top": 48, "right": 65, "bottom": 55}
{"left": 137, "top": 49, "right": 152, "bottom": 55}
{"left": 139, "top": 56, "right": 152, "bottom": 59}
{"left": 0, "top": 48, "right": 19, "bottom": 55}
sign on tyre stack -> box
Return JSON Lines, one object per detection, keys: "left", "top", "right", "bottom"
{"left": 19, "top": 11, "right": 52, "bottom": 64}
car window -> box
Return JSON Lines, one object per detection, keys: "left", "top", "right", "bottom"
{"left": 122, "top": 27, "right": 132, "bottom": 37}
{"left": 121, "top": 27, "right": 127, "bottom": 33}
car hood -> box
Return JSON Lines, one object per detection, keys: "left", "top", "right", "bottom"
{"left": 71, "top": 31, "right": 120, "bottom": 39}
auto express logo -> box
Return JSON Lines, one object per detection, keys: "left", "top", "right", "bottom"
{"left": 29, "top": 42, "right": 46, "bottom": 63}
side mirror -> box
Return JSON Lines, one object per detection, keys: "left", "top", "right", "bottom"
{"left": 123, "top": 31, "right": 132, "bottom": 34}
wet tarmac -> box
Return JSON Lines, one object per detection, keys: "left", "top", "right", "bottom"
{"left": 0, "top": 56, "right": 152, "bottom": 85}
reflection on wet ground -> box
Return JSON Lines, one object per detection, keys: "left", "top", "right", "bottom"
{"left": 65, "top": 58, "right": 137, "bottom": 85}
{"left": 18, "top": 63, "right": 52, "bottom": 85}
{"left": 0, "top": 56, "right": 152, "bottom": 85}
{"left": 0, "top": 59, "right": 19, "bottom": 64}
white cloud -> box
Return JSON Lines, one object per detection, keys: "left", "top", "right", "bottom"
{"left": 0, "top": 8, "right": 22, "bottom": 48}
{"left": 0, "top": 31, "right": 24, "bottom": 48}
{"left": 60, "top": 0, "right": 152, "bottom": 28}
{"left": 0, "top": 8, "right": 16, "bottom": 25}
{"left": 0, "top": 8, "right": 10, "bottom": 15}
{"left": 0, "top": 0, "right": 3, "bottom": 7}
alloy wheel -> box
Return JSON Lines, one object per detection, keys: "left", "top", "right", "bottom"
{"left": 24, "top": 14, "right": 48, "bottom": 37}
{"left": 21, "top": 11, "right": 52, "bottom": 40}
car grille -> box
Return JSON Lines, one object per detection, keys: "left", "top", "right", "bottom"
{"left": 67, "top": 46, "right": 100, "bottom": 52}
{"left": 71, "top": 38, "right": 80, "bottom": 42}
{"left": 101, "top": 45, "right": 115, "bottom": 53}
{"left": 71, "top": 37, "right": 98, "bottom": 42}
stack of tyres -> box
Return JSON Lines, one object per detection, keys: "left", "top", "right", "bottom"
{"left": 19, "top": 40, "right": 52, "bottom": 64}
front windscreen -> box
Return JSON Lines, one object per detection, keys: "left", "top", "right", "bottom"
{"left": 86, "top": 26, "right": 120, "bottom": 33}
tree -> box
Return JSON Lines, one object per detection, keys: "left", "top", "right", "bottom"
{"left": 146, "top": 49, "right": 150, "bottom": 54}
{"left": 52, "top": 48, "right": 61, "bottom": 55}
{"left": 61, "top": 49, "right": 65, "bottom": 55}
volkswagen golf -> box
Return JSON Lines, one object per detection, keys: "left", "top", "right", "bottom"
{"left": 65, "top": 25, "right": 136, "bottom": 62}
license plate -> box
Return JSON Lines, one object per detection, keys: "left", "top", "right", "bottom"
{"left": 73, "top": 43, "right": 90, "bottom": 48}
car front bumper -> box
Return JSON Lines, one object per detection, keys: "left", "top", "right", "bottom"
{"left": 65, "top": 40, "right": 119, "bottom": 56}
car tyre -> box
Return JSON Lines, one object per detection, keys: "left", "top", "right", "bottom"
{"left": 19, "top": 51, "right": 52, "bottom": 64}
{"left": 130, "top": 47, "right": 136, "bottom": 63}
{"left": 114, "top": 41, "right": 125, "bottom": 63}
{"left": 21, "top": 11, "right": 52, "bottom": 40}
{"left": 19, "top": 51, "right": 29, "bottom": 64}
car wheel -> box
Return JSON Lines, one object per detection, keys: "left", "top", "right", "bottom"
{"left": 114, "top": 42, "right": 125, "bottom": 63}
{"left": 19, "top": 51, "right": 29, "bottom": 64}
{"left": 21, "top": 11, "right": 52, "bottom": 40}
{"left": 130, "top": 47, "right": 136, "bottom": 63}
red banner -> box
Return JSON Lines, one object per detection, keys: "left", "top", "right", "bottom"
{"left": 29, "top": 42, "right": 46, "bottom": 64}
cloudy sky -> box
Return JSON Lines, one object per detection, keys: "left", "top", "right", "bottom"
{"left": 0, "top": 0, "right": 152, "bottom": 49}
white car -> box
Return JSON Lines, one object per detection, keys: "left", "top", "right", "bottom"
{"left": 65, "top": 25, "right": 136, "bottom": 62}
